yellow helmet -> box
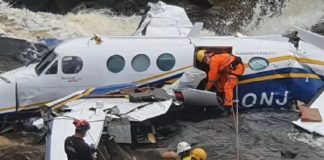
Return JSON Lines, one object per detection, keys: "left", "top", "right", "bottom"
{"left": 191, "top": 148, "right": 207, "bottom": 160}
{"left": 196, "top": 50, "right": 206, "bottom": 63}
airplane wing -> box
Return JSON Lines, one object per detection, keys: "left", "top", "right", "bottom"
{"left": 45, "top": 94, "right": 173, "bottom": 160}
{"left": 132, "top": 1, "right": 193, "bottom": 37}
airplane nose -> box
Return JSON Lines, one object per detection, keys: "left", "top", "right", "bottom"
{"left": 0, "top": 80, "right": 17, "bottom": 114}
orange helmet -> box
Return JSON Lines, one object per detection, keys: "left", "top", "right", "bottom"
{"left": 73, "top": 119, "right": 90, "bottom": 131}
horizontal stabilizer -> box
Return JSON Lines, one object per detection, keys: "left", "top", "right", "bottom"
{"left": 132, "top": 1, "right": 193, "bottom": 37}
{"left": 293, "top": 26, "right": 324, "bottom": 50}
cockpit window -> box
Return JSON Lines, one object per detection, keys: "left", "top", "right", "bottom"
{"left": 35, "top": 51, "right": 57, "bottom": 75}
{"left": 62, "top": 56, "right": 83, "bottom": 74}
{"left": 45, "top": 60, "right": 58, "bottom": 74}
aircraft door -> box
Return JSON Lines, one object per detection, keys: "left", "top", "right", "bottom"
{"left": 0, "top": 81, "right": 16, "bottom": 114}
{"left": 41, "top": 60, "right": 64, "bottom": 99}
{"left": 194, "top": 46, "right": 233, "bottom": 69}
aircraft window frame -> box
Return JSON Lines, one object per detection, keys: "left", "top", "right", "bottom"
{"left": 106, "top": 55, "right": 126, "bottom": 73}
{"left": 131, "top": 54, "right": 150, "bottom": 72}
{"left": 45, "top": 60, "right": 58, "bottom": 74}
{"left": 62, "top": 56, "right": 83, "bottom": 74}
{"left": 156, "top": 53, "right": 176, "bottom": 71}
{"left": 248, "top": 57, "right": 269, "bottom": 71}
{"left": 35, "top": 50, "right": 57, "bottom": 75}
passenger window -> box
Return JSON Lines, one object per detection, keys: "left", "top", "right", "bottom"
{"left": 45, "top": 61, "right": 58, "bottom": 74}
{"left": 62, "top": 56, "right": 83, "bottom": 74}
{"left": 248, "top": 57, "right": 269, "bottom": 71}
{"left": 107, "top": 55, "right": 125, "bottom": 73}
{"left": 157, "top": 53, "right": 175, "bottom": 71}
{"left": 132, "top": 54, "right": 150, "bottom": 72}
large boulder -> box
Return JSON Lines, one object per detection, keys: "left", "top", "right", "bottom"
{"left": 5, "top": 0, "right": 83, "bottom": 13}
{"left": 0, "top": 37, "right": 48, "bottom": 71}
{"left": 312, "top": 22, "right": 324, "bottom": 35}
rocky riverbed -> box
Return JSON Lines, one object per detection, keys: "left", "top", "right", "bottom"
{"left": 1, "top": 109, "right": 324, "bottom": 160}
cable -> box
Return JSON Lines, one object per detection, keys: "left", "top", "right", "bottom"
{"left": 87, "top": 130, "right": 104, "bottom": 160}
{"left": 233, "top": 85, "right": 240, "bottom": 160}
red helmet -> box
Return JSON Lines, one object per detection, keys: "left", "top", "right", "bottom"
{"left": 73, "top": 119, "right": 90, "bottom": 131}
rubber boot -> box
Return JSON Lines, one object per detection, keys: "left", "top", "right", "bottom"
{"left": 220, "top": 106, "right": 232, "bottom": 117}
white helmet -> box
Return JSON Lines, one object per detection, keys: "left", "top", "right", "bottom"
{"left": 177, "top": 142, "right": 191, "bottom": 154}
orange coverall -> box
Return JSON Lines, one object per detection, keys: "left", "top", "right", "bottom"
{"left": 206, "top": 53, "right": 245, "bottom": 107}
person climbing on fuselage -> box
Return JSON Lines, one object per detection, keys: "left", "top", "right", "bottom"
{"left": 196, "top": 49, "right": 245, "bottom": 116}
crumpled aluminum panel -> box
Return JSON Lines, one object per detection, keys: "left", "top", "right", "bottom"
{"left": 182, "top": 88, "right": 220, "bottom": 107}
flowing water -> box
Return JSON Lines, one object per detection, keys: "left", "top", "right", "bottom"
{"left": 0, "top": 0, "right": 324, "bottom": 159}
{"left": 242, "top": 0, "right": 324, "bottom": 35}
{"left": 0, "top": 1, "right": 141, "bottom": 41}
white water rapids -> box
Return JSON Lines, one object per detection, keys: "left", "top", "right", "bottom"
{"left": 0, "top": 0, "right": 323, "bottom": 41}
{"left": 242, "top": 0, "right": 324, "bottom": 35}
{"left": 0, "top": 1, "right": 142, "bottom": 41}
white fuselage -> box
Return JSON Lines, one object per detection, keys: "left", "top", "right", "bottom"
{"left": 1, "top": 35, "right": 324, "bottom": 114}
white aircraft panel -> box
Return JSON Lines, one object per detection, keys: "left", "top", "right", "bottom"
{"left": 0, "top": 81, "right": 16, "bottom": 114}
{"left": 127, "top": 99, "right": 172, "bottom": 122}
{"left": 293, "top": 89, "right": 324, "bottom": 135}
{"left": 47, "top": 105, "right": 106, "bottom": 160}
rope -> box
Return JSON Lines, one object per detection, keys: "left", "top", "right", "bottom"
{"left": 232, "top": 85, "right": 240, "bottom": 160}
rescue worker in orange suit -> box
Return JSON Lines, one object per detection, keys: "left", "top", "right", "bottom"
{"left": 65, "top": 119, "right": 96, "bottom": 160}
{"left": 196, "top": 49, "right": 245, "bottom": 116}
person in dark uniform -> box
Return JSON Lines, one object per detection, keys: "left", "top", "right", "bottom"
{"left": 65, "top": 119, "right": 95, "bottom": 160}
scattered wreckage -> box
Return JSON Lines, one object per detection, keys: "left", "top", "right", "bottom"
{"left": 293, "top": 88, "right": 324, "bottom": 136}
{"left": 31, "top": 68, "right": 221, "bottom": 160}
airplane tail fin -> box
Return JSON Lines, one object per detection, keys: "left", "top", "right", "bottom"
{"left": 187, "top": 22, "right": 203, "bottom": 38}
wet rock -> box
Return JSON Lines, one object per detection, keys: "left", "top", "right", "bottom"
{"left": 1, "top": 109, "right": 324, "bottom": 159}
{"left": 0, "top": 132, "right": 44, "bottom": 160}
{"left": 0, "top": 37, "right": 48, "bottom": 71}
{"left": 4, "top": 0, "right": 83, "bottom": 13}
{"left": 312, "top": 22, "right": 324, "bottom": 35}
{"left": 0, "top": 145, "right": 44, "bottom": 160}
{"left": 188, "top": 0, "right": 214, "bottom": 8}
{"left": 0, "top": 37, "right": 31, "bottom": 56}
{"left": 281, "top": 150, "right": 298, "bottom": 159}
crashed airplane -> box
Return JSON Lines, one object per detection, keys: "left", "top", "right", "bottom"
{"left": 1, "top": 1, "right": 324, "bottom": 117}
